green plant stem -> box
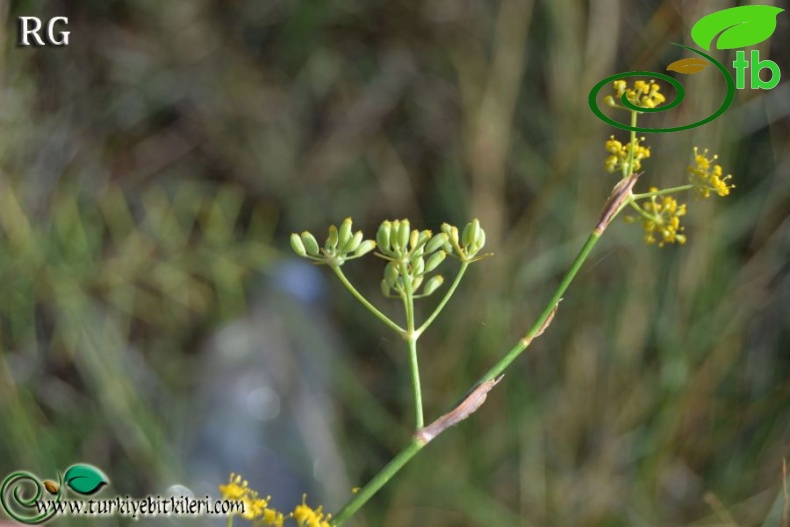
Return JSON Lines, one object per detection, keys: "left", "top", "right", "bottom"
{"left": 480, "top": 231, "right": 601, "bottom": 381}
{"left": 632, "top": 184, "right": 694, "bottom": 200}
{"left": 406, "top": 334, "right": 423, "bottom": 429}
{"left": 628, "top": 199, "right": 654, "bottom": 221}
{"left": 628, "top": 110, "right": 638, "bottom": 171}
{"left": 331, "top": 265, "right": 405, "bottom": 335}
{"left": 331, "top": 439, "right": 423, "bottom": 525}
{"left": 227, "top": 515, "right": 233, "bottom": 527}
{"left": 400, "top": 263, "right": 424, "bottom": 429}
{"left": 329, "top": 230, "right": 604, "bottom": 526}
{"left": 417, "top": 262, "right": 469, "bottom": 336}
{"left": 621, "top": 110, "right": 638, "bottom": 179}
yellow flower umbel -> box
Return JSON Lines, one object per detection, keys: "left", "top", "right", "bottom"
{"left": 604, "top": 79, "right": 667, "bottom": 109}
{"left": 218, "top": 474, "right": 335, "bottom": 527}
{"left": 604, "top": 135, "right": 651, "bottom": 174}
{"left": 600, "top": 81, "right": 733, "bottom": 248}
{"left": 628, "top": 188, "right": 687, "bottom": 247}
{"left": 688, "top": 147, "right": 735, "bottom": 198}
{"left": 219, "top": 474, "right": 285, "bottom": 527}
{"left": 293, "top": 495, "right": 332, "bottom": 527}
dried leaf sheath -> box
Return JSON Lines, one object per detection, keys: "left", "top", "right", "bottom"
{"left": 415, "top": 375, "right": 504, "bottom": 445}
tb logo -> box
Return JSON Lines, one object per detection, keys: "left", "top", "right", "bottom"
{"left": 17, "top": 16, "right": 70, "bottom": 47}
{"left": 589, "top": 5, "right": 784, "bottom": 133}
{"left": 733, "top": 50, "right": 780, "bottom": 90}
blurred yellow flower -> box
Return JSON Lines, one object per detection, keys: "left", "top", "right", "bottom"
{"left": 605, "top": 79, "right": 666, "bottom": 109}
{"left": 219, "top": 474, "right": 285, "bottom": 526}
{"left": 604, "top": 135, "right": 651, "bottom": 173}
{"left": 629, "top": 188, "right": 687, "bottom": 247}
{"left": 688, "top": 147, "right": 734, "bottom": 198}
{"left": 293, "top": 495, "right": 332, "bottom": 527}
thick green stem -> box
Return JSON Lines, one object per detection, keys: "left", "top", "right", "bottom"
{"left": 417, "top": 262, "right": 469, "bottom": 336}
{"left": 329, "top": 230, "right": 604, "bottom": 525}
{"left": 331, "top": 439, "right": 423, "bottom": 525}
{"left": 331, "top": 266, "right": 405, "bottom": 336}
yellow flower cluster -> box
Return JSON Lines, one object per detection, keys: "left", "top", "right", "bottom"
{"left": 604, "top": 135, "right": 651, "bottom": 173}
{"left": 293, "top": 495, "right": 332, "bottom": 527}
{"left": 219, "top": 475, "right": 330, "bottom": 527}
{"left": 604, "top": 79, "right": 667, "bottom": 109}
{"left": 219, "top": 474, "right": 286, "bottom": 526}
{"left": 630, "top": 188, "right": 687, "bottom": 247}
{"left": 688, "top": 147, "right": 734, "bottom": 198}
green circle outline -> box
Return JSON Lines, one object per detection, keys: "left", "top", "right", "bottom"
{"left": 588, "top": 44, "right": 736, "bottom": 133}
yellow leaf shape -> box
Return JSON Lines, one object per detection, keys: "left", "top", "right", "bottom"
{"left": 667, "top": 58, "right": 709, "bottom": 75}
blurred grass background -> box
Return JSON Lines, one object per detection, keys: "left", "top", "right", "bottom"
{"left": 1, "top": 0, "right": 789, "bottom": 525}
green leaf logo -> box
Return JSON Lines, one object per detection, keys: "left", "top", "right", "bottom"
{"left": 691, "top": 5, "right": 784, "bottom": 51}
{"left": 63, "top": 464, "right": 109, "bottom": 495}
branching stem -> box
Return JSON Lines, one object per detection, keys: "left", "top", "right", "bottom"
{"left": 330, "top": 230, "right": 605, "bottom": 526}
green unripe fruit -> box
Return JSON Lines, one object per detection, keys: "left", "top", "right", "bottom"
{"left": 290, "top": 233, "right": 307, "bottom": 257}
{"left": 397, "top": 219, "right": 411, "bottom": 251}
{"left": 423, "top": 275, "right": 444, "bottom": 296}
{"left": 326, "top": 225, "right": 339, "bottom": 251}
{"left": 342, "top": 230, "right": 364, "bottom": 253}
{"left": 425, "top": 233, "right": 448, "bottom": 254}
{"left": 300, "top": 232, "right": 320, "bottom": 256}
{"left": 354, "top": 240, "right": 376, "bottom": 257}
{"left": 413, "top": 257, "right": 425, "bottom": 276}
{"left": 385, "top": 262, "right": 399, "bottom": 288}
{"left": 338, "top": 217, "right": 353, "bottom": 248}
{"left": 377, "top": 221, "right": 392, "bottom": 254}
{"left": 424, "top": 251, "right": 446, "bottom": 273}
{"left": 380, "top": 279, "right": 391, "bottom": 297}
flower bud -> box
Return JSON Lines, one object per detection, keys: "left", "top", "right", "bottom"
{"left": 338, "top": 217, "right": 353, "bottom": 249}
{"left": 424, "top": 250, "right": 446, "bottom": 273}
{"left": 391, "top": 220, "right": 401, "bottom": 254}
{"left": 476, "top": 227, "right": 486, "bottom": 249}
{"left": 462, "top": 223, "right": 472, "bottom": 247}
{"left": 443, "top": 224, "right": 459, "bottom": 246}
{"left": 409, "top": 229, "right": 420, "bottom": 251}
{"left": 413, "top": 256, "right": 425, "bottom": 276}
{"left": 423, "top": 275, "right": 444, "bottom": 296}
{"left": 354, "top": 240, "right": 376, "bottom": 257}
{"left": 385, "top": 262, "right": 399, "bottom": 288}
{"left": 397, "top": 219, "right": 411, "bottom": 252}
{"left": 326, "top": 225, "right": 339, "bottom": 251}
{"left": 300, "top": 232, "right": 320, "bottom": 256}
{"left": 380, "top": 278, "right": 391, "bottom": 297}
{"left": 408, "top": 230, "right": 431, "bottom": 257}
{"left": 425, "top": 233, "right": 447, "bottom": 254}
{"left": 463, "top": 219, "right": 480, "bottom": 248}
{"left": 290, "top": 233, "right": 307, "bottom": 257}
{"left": 342, "top": 230, "right": 363, "bottom": 254}
{"left": 377, "top": 221, "right": 392, "bottom": 254}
